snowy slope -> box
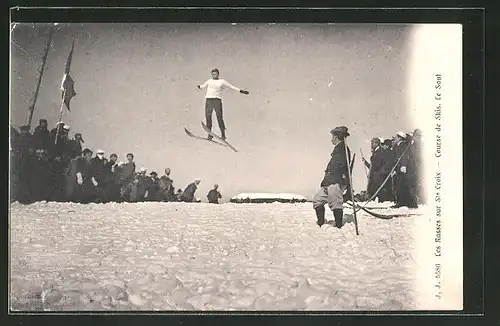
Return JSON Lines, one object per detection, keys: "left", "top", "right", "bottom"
{"left": 230, "top": 193, "right": 308, "bottom": 203}
{"left": 9, "top": 201, "right": 429, "bottom": 311}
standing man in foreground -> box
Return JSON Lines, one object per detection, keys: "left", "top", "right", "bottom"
{"left": 312, "top": 126, "right": 351, "bottom": 228}
{"left": 197, "top": 68, "right": 249, "bottom": 140}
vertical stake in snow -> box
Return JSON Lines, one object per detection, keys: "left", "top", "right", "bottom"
{"left": 344, "top": 140, "right": 360, "bottom": 235}
{"left": 26, "top": 25, "right": 54, "bottom": 128}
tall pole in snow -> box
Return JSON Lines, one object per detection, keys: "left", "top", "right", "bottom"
{"left": 26, "top": 25, "right": 54, "bottom": 128}
{"left": 344, "top": 140, "right": 360, "bottom": 236}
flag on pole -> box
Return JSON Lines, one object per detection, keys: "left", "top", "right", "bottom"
{"left": 60, "top": 39, "right": 77, "bottom": 111}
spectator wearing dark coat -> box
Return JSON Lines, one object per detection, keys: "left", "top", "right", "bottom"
{"left": 207, "top": 184, "right": 222, "bottom": 204}
{"left": 14, "top": 125, "right": 35, "bottom": 203}
{"left": 145, "top": 171, "right": 160, "bottom": 201}
{"left": 74, "top": 148, "right": 95, "bottom": 203}
{"left": 158, "top": 168, "right": 175, "bottom": 202}
{"left": 68, "top": 133, "right": 84, "bottom": 159}
{"left": 49, "top": 122, "right": 67, "bottom": 157}
{"left": 33, "top": 119, "right": 50, "bottom": 151}
{"left": 32, "top": 148, "right": 52, "bottom": 201}
{"left": 15, "top": 125, "right": 35, "bottom": 156}
{"left": 130, "top": 168, "right": 149, "bottom": 202}
{"left": 181, "top": 179, "right": 201, "bottom": 202}
{"left": 392, "top": 132, "right": 418, "bottom": 208}
{"left": 104, "top": 153, "right": 120, "bottom": 202}
{"left": 378, "top": 139, "right": 396, "bottom": 202}
{"left": 118, "top": 153, "right": 136, "bottom": 201}
{"left": 89, "top": 149, "right": 109, "bottom": 202}
{"left": 362, "top": 138, "right": 386, "bottom": 199}
{"left": 49, "top": 124, "right": 72, "bottom": 201}
{"left": 410, "top": 129, "right": 425, "bottom": 204}
{"left": 176, "top": 189, "right": 183, "bottom": 202}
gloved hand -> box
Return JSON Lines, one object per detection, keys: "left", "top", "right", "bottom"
{"left": 400, "top": 166, "right": 407, "bottom": 174}
{"left": 92, "top": 177, "right": 98, "bottom": 187}
{"left": 197, "top": 85, "right": 201, "bottom": 89}
{"left": 391, "top": 171, "right": 396, "bottom": 177}
{"left": 76, "top": 172, "right": 83, "bottom": 185}
{"left": 239, "top": 90, "right": 249, "bottom": 95}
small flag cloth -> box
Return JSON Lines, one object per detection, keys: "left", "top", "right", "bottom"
{"left": 60, "top": 39, "right": 76, "bottom": 111}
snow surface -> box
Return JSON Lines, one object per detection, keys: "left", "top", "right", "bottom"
{"left": 10, "top": 201, "right": 425, "bottom": 311}
{"left": 231, "top": 193, "right": 308, "bottom": 201}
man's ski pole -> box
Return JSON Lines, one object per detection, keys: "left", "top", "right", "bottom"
{"left": 344, "top": 140, "right": 359, "bottom": 236}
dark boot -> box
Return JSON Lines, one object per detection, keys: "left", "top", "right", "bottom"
{"left": 314, "top": 206, "right": 325, "bottom": 227}
{"left": 333, "top": 209, "right": 343, "bottom": 228}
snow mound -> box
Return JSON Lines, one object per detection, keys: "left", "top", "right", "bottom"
{"left": 230, "top": 193, "right": 308, "bottom": 203}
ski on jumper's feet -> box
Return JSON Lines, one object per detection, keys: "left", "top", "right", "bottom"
{"left": 201, "top": 122, "right": 238, "bottom": 152}
{"left": 184, "top": 128, "right": 228, "bottom": 148}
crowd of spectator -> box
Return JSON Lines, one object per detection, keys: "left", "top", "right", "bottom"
{"left": 10, "top": 119, "right": 223, "bottom": 204}
{"left": 359, "top": 128, "right": 424, "bottom": 208}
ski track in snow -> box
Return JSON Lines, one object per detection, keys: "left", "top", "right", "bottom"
{"left": 9, "top": 202, "right": 422, "bottom": 311}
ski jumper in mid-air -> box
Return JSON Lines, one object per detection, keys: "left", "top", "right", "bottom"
{"left": 197, "top": 68, "right": 249, "bottom": 140}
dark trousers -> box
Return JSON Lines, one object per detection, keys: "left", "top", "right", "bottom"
{"left": 205, "top": 98, "right": 225, "bottom": 135}
{"left": 394, "top": 173, "right": 417, "bottom": 207}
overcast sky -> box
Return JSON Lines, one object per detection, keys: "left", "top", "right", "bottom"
{"left": 10, "top": 23, "right": 417, "bottom": 201}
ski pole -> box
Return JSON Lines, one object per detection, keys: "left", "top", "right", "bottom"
{"left": 344, "top": 140, "right": 359, "bottom": 236}
{"left": 360, "top": 148, "right": 369, "bottom": 178}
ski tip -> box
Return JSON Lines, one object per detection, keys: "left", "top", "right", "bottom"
{"left": 184, "top": 128, "right": 195, "bottom": 137}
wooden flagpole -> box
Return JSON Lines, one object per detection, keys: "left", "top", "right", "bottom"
{"left": 26, "top": 26, "right": 54, "bottom": 128}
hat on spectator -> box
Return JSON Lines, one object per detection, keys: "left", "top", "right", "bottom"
{"left": 396, "top": 131, "right": 407, "bottom": 139}
{"left": 74, "top": 133, "right": 85, "bottom": 143}
{"left": 330, "top": 126, "right": 350, "bottom": 137}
